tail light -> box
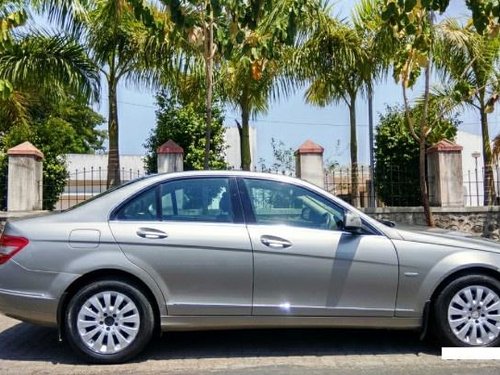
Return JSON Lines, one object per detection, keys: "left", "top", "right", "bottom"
{"left": 0, "top": 234, "right": 29, "bottom": 265}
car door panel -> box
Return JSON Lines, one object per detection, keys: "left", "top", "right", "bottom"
{"left": 238, "top": 177, "right": 399, "bottom": 317}
{"left": 248, "top": 225, "right": 398, "bottom": 316}
{"left": 110, "top": 221, "right": 253, "bottom": 315}
{"left": 109, "top": 177, "right": 253, "bottom": 316}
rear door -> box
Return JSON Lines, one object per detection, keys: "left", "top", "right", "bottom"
{"left": 109, "top": 177, "right": 253, "bottom": 315}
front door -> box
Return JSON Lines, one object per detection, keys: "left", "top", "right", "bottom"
{"left": 239, "top": 178, "right": 399, "bottom": 317}
{"left": 110, "top": 177, "right": 253, "bottom": 316}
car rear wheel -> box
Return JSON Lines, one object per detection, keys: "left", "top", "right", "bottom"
{"left": 434, "top": 275, "right": 500, "bottom": 347}
{"left": 65, "top": 280, "right": 155, "bottom": 363}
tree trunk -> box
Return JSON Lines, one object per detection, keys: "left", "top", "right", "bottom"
{"left": 240, "top": 104, "right": 251, "bottom": 171}
{"left": 203, "top": 5, "right": 213, "bottom": 170}
{"left": 367, "top": 86, "right": 375, "bottom": 208}
{"left": 401, "top": 74, "right": 434, "bottom": 226}
{"left": 107, "top": 76, "right": 121, "bottom": 189}
{"left": 348, "top": 95, "right": 359, "bottom": 207}
{"left": 480, "top": 99, "right": 495, "bottom": 205}
{"left": 419, "top": 135, "right": 434, "bottom": 226}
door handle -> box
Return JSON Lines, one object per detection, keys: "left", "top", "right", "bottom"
{"left": 260, "top": 235, "right": 292, "bottom": 249}
{"left": 136, "top": 228, "right": 168, "bottom": 239}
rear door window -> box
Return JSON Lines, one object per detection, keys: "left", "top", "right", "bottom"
{"left": 114, "top": 187, "right": 158, "bottom": 221}
{"left": 160, "top": 178, "right": 234, "bottom": 223}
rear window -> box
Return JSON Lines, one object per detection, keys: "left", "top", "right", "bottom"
{"left": 64, "top": 175, "right": 155, "bottom": 212}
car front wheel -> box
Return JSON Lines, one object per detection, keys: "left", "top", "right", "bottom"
{"left": 434, "top": 275, "right": 500, "bottom": 347}
{"left": 65, "top": 279, "right": 155, "bottom": 363}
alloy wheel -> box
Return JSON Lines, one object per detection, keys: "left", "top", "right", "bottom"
{"left": 447, "top": 285, "right": 500, "bottom": 345}
{"left": 76, "top": 291, "right": 140, "bottom": 354}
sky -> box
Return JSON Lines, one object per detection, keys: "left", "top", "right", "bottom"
{"left": 90, "top": 0, "right": 500, "bottom": 168}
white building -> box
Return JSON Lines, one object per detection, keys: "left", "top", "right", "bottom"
{"left": 65, "top": 154, "right": 146, "bottom": 178}
{"left": 65, "top": 125, "right": 259, "bottom": 176}
{"left": 456, "top": 130, "right": 500, "bottom": 206}
{"left": 224, "top": 126, "right": 258, "bottom": 170}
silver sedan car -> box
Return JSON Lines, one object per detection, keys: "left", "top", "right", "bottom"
{"left": 1, "top": 171, "right": 500, "bottom": 363}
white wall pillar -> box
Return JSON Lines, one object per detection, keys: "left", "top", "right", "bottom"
{"left": 157, "top": 139, "right": 184, "bottom": 173}
{"left": 7, "top": 142, "right": 44, "bottom": 211}
{"left": 295, "top": 140, "right": 325, "bottom": 188}
{"left": 427, "top": 140, "right": 464, "bottom": 207}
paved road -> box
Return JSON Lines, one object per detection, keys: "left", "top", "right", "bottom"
{"left": 0, "top": 314, "right": 498, "bottom": 374}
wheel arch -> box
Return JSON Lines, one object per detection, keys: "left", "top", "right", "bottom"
{"left": 422, "top": 265, "right": 500, "bottom": 345}
{"left": 57, "top": 268, "right": 163, "bottom": 339}
{"left": 420, "top": 265, "right": 500, "bottom": 338}
{"left": 429, "top": 266, "right": 500, "bottom": 304}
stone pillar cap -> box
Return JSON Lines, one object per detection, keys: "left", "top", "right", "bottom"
{"left": 7, "top": 141, "right": 44, "bottom": 160}
{"left": 157, "top": 139, "right": 184, "bottom": 154}
{"left": 427, "top": 139, "right": 463, "bottom": 154}
{"left": 295, "top": 139, "right": 324, "bottom": 155}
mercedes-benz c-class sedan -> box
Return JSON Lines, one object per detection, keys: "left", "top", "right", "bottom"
{"left": 1, "top": 171, "right": 500, "bottom": 363}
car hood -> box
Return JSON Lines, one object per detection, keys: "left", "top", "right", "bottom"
{"left": 394, "top": 226, "right": 500, "bottom": 254}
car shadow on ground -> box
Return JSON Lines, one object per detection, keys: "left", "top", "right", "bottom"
{"left": 0, "top": 322, "right": 439, "bottom": 364}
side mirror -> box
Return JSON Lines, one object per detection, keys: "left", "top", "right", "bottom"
{"left": 344, "top": 211, "right": 362, "bottom": 232}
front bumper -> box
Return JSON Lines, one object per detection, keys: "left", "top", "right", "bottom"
{"left": 0, "top": 260, "right": 79, "bottom": 327}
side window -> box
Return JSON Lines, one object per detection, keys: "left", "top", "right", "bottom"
{"left": 115, "top": 187, "right": 158, "bottom": 221}
{"left": 243, "top": 179, "right": 344, "bottom": 230}
{"left": 160, "top": 178, "right": 234, "bottom": 223}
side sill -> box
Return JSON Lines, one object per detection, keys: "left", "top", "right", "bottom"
{"left": 160, "top": 316, "right": 422, "bottom": 331}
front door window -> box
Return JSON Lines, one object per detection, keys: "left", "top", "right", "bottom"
{"left": 243, "top": 178, "right": 344, "bottom": 230}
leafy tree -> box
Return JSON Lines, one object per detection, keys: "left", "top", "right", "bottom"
{"left": 381, "top": 0, "right": 499, "bottom": 37}
{"left": 433, "top": 19, "right": 500, "bottom": 205}
{"left": 370, "top": 1, "right": 437, "bottom": 225}
{"left": 144, "top": 91, "right": 227, "bottom": 173}
{"left": 379, "top": 0, "right": 499, "bottom": 222}
{"left": 375, "top": 105, "right": 458, "bottom": 206}
{"left": 28, "top": 96, "right": 106, "bottom": 153}
{"left": 0, "top": 95, "right": 106, "bottom": 210}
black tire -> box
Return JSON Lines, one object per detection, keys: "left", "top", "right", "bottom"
{"left": 65, "top": 279, "right": 155, "bottom": 363}
{"left": 434, "top": 274, "right": 500, "bottom": 347}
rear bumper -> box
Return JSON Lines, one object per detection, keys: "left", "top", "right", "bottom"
{"left": 0, "top": 260, "right": 79, "bottom": 327}
{"left": 0, "top": 288, "right": 58, "bottom": 326}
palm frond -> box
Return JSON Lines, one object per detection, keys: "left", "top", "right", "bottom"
{"left": 32, "top": 0, "right": 90, "bottom": 36}
{"left": 0, "top": 88, "right": 32, "bottom": 128}
{"left": 492, "top": 134, "right": 500, "bottom": 160}
{"left": 0, "top": 31, "right": 100, "bottom": 102}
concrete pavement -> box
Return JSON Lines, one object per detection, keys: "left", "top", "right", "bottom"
{"left": 0, "top": 314, "right": 498, "bottom": 374}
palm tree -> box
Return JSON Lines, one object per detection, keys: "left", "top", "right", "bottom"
{"left": 299, "top": 16, "right": 369, "bottom": 206}
{"left": 130, "top": 0, "right": 228, "bottom": 170}
{"left": 0, "top": 1, "right": 98, "bottom": 129}
{"left": 221, "top": 0, "right": 322, "bottom": 171}
{"left": 131, "top": 0, "right": 321, "bottom": 171}
{"left": 434, "top": 19, "right": 500, "bottom": 205}
{"left": 353, "top": 0, "right": 394, "bottom": 206}
{"left": 75, "top": 0, "right": 171, "bottom": 188}
{"left": 222, "top": 48, "right": 288, "bottom": 171}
